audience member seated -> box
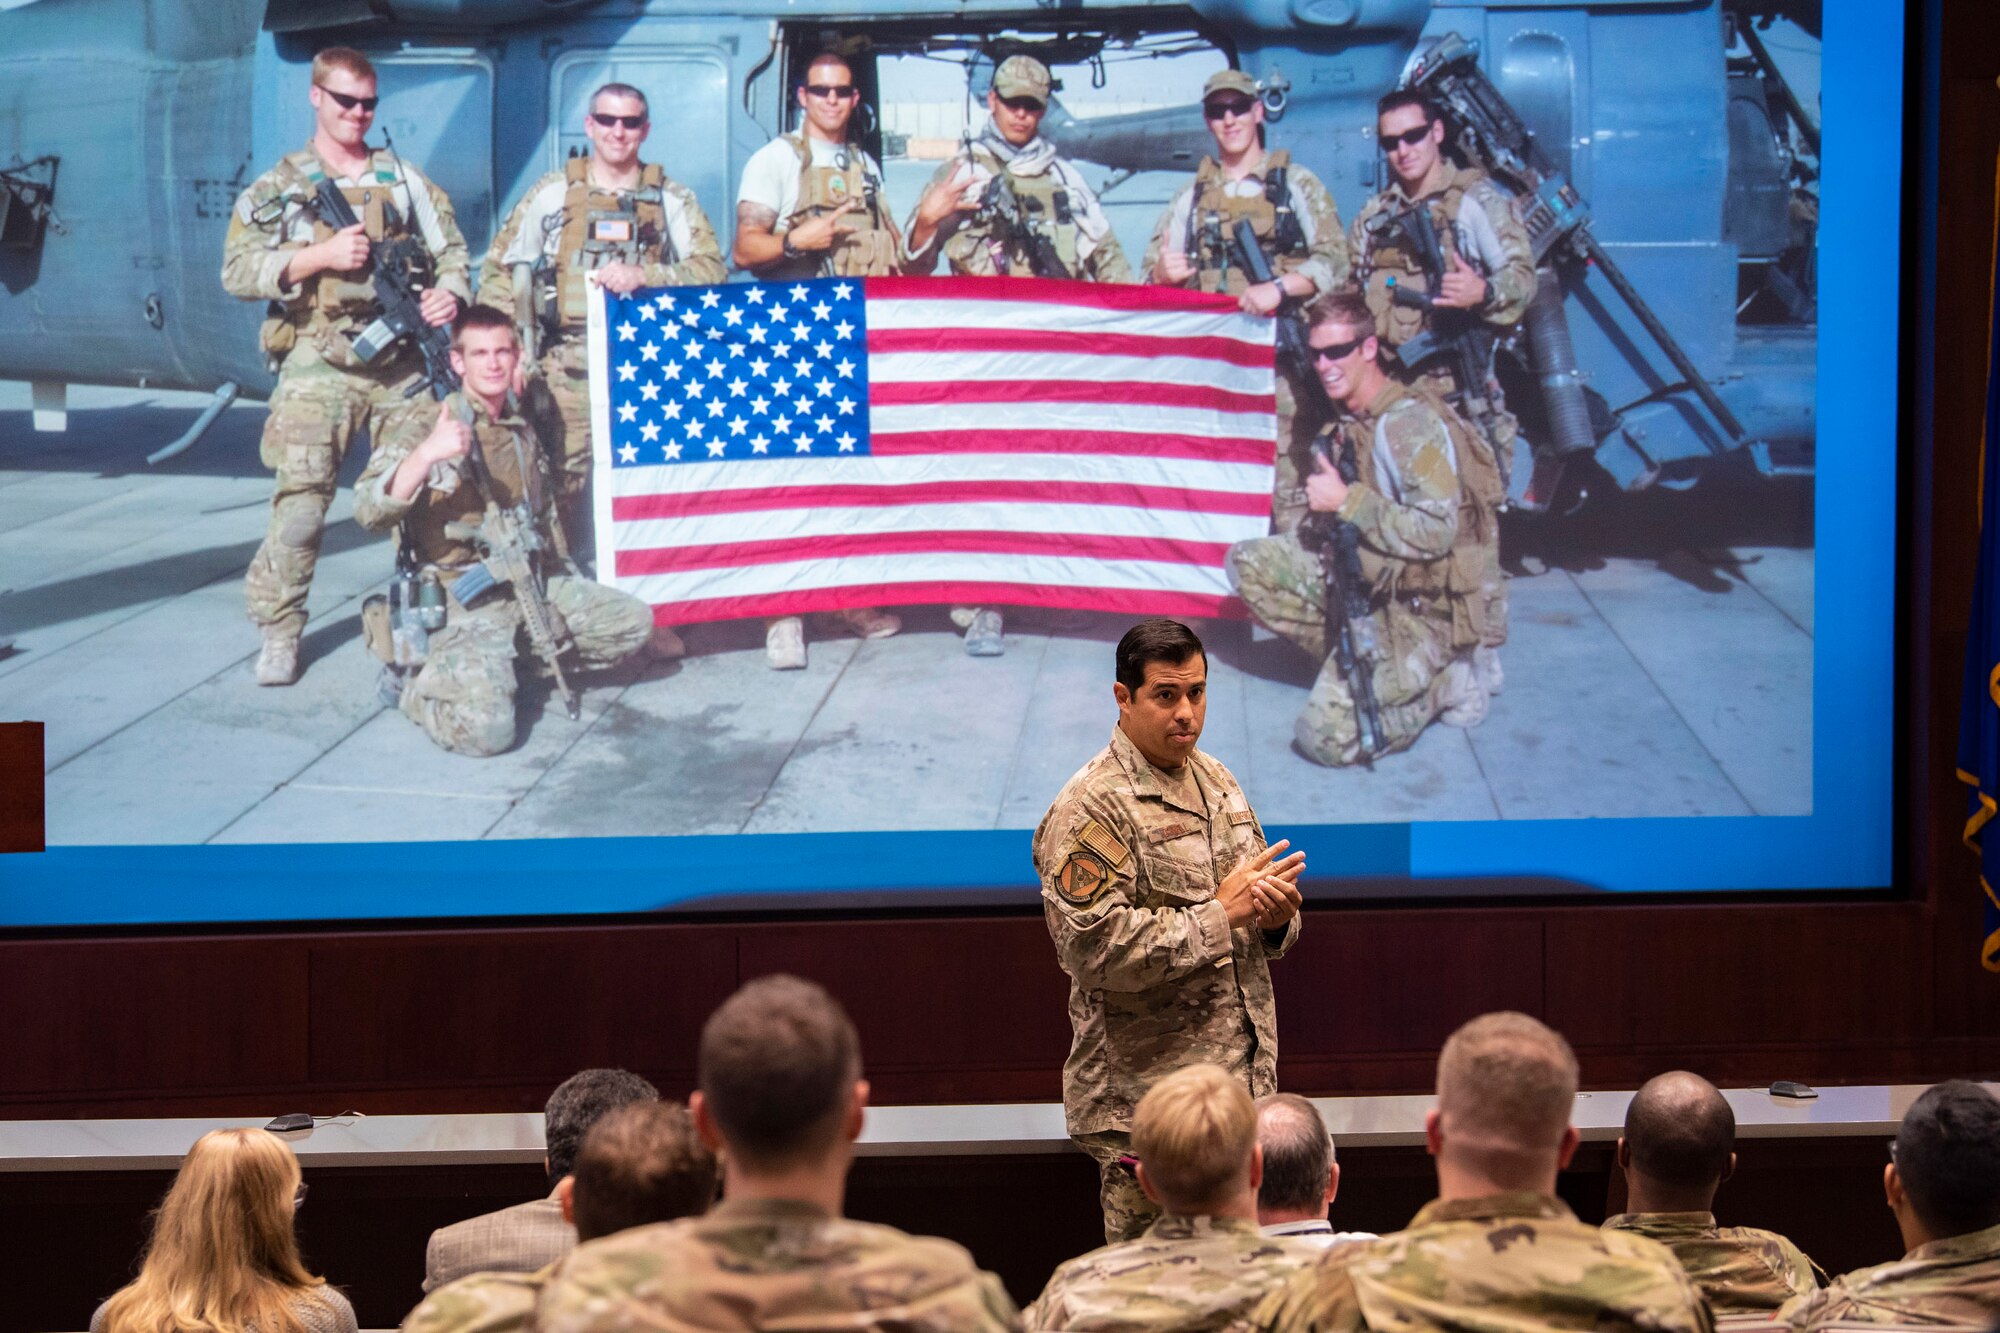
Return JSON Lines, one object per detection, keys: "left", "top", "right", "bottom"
{"left": 1248, "top": 1012, "right": 1710, "bottom": 1333}
{"left": 535, "top": 974, "right": 1019, "bottom": 1333}
{"left": 1255, "top": 1093, "right": 1377, "bottom": 1249}
{"left": 92, "top": 1128, "right": 358, "bottom": 1333}
{"left": 1027, "top": 1065, "right": 1317, "bottom": 1332}
{"left": 1781, "top": 1080, "right": 2000, "bottom": 1331}
{"left": 1605, "top": 1070, "right": 1820, "bottom": 1312}
{"left": 402, "top": 1101, "right": 717, "bottom": 1333}
{"left": 424, "top": 1067, "right": 658, "bottom": 1292}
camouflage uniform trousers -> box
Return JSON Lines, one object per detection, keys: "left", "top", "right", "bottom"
{"left": 400, "top": 574, "right": 652, "bottom": 756}
{"left": 1270, "top": 372, "right": 1312, "bottom": 535}
{"left": 245, "top": 346, "right": 428, "bottom": 637}
{"left": 528, "top": 341, "right": 594, "bottom": 562}
{"left": 1074, "top": 1129, "right": 1163, "bottom": 1245}
{"left": 1228, "top": 533, "right": 1457, "bottom": 766}
{"left": 1413, "top": 363, "right": 1509, "bottom": 647}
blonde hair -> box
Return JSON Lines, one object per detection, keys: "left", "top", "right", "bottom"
{"left": 95, "top": 1129, "right": 327, "bottom": 1333}
{"left": 1436, "top": 1012, "right": 1578, "bottom": 1165}
{"left": 310, "top": 47, "right": 375, "bottom": 88}
{"left": 1132, "top": 1064, "right": 1257, "bottom": 1211}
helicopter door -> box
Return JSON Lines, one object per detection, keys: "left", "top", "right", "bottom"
{"left": 549, "top": 50, "right": 732, "bottom": 256}
{"left": 369, "top": 50, "right": 498, "bottom": 254}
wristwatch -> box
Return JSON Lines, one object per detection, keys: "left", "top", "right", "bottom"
{"left": 781, "top": 232, "right": 803, "bottom": 260}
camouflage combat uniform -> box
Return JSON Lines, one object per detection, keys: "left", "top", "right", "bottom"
{"left": 906, "top": 131, "right": 1133, "bottom": 283}
{"left": 222, "top": 145, "right": 470, "bottom": 645}
{"left": 353, "top": 391, "right": 651, "bottom": 756}
{"left": 479, "top": 158, "right": 724, "bottom": 550}
{"left": 401, "top": 1262, "right": 547, "bottom": 1333}
{"left": 1027, "top": 1213, "right": 1317, "bottom": 1333}
{"left": 1605, "top": 1211, "right": 1821, "bottom": 1314}
{"left": 1352, "top": 164, "right": 1531, "bottom": 643}
{"left": 1248, "top": 1192, "right": 1715, "bottom": 1333}
{"left": 1143, "top": 152, "right": 1348, "bottom": 531}
{"left": 1227, "top": 379, "right": 1503, "bottom": 766}
{"left": 1034, "top": 725, "right": 1300, "bottom": 1243}
{"left": 532, "top": 1197, "right": 1021, "bottom": 1333}
{"left": 1779, "top": 1222, "right": 2000, "bottom": 1330}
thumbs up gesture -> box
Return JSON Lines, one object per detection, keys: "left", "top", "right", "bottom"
{"left": 1434, "top": 250, "right": 1489, "bottom": 310}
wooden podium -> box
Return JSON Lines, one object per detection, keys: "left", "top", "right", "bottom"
{"left": 0, "top": 722, "right": 44, "bottom": 853}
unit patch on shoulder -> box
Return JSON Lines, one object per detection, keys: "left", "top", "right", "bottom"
{"left": 1076, "top": 818, "right": 1131, "bottom": 871}
{"left": 1054, "top": 849, "right": 1111, "bottom": 906}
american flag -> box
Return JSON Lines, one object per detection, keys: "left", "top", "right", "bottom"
{"left": 587, "top": 275, "right": 1277, "bottom": 625}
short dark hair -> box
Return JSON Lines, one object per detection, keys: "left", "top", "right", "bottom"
{"left": 802, "top": 49, "right": 853, "bottom": 83}
{"left": 545, "top": 1068, "right": 659, "bottom": 1182}
{"left": 591, "top": 82, "right": 649, "bottom": 119}
{"left": 1306, "top": 289, "right": 1376, "bottom": 343}
{"left": 453, "top": 302, "right": 517, "bottom": 347}
{"left": 569, "top": 1102, "right": 717, "bottom": 1242}
{"left": 1377, "top": 88, "right": 1441, "bottom": 125}
{"left": 1256, "top": 1093, "right": 1333, "bottom": 1215}
{"left": 1623, "top": 1071, "right": 1734, "bottom": 1190}
{"left": 1895, "top": 1081, "right": 2000, "bottom": 1238}
{"left": 699, "top": 975, "right": 860, "bottom": 1168}
{"left": 1115, "top": 619, "right": 1204, "bottom": 694}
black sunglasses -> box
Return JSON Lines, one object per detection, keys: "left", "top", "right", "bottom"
{"left": 1203, "top": 97, "right": 1257, "bottom": 120}
{"left": 1378, "top": 124, "right": 1433, "bottom": 153}
{"left": 803, "top": 83, "right": 859, "bottom": 100}
{"left": 591, "top": 112, "right": 646, "bottom": 130}
{"left": 317, "top": 86, "right": 379, "bottom": 113}
{"left": 1310, "top": 336, "right": 1366, "bottom": 363}
{"left": 998, "top": 95, "right": 1045, "bottom": 113}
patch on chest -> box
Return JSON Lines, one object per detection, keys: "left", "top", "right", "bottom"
{"left": 1053, "top": 849, "right": 1112, "bottom": 905}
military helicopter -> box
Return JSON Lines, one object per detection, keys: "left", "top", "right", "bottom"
{"left": 0, "top": 0, "right": 1818, "bottom": 505}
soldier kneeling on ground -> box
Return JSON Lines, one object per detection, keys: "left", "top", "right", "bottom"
{"left": 355, "top": 304, "right": 653, "bottom": 757}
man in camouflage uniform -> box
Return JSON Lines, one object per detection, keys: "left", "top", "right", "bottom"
{"left": 1144, "top": 69, "right": 1347, "bottom": 532}
{"left": 1227, "top": 292, "right": 1503, "bottom": 767}
{"left": 1606, "top": 1070, "right": 1821, "bottom": 1313}
{"left": 1781, "top": 1081, "right": 2000, "bottom": 1331}
{"left": 1028, "top": 1064, "right": 1316, "bottom": 1331}
{"left": 1035, "top": 618, "right": 1308, "bottom": 1244}
{"left": 906, "top": 54, "right": 1134, "bottom": 656}
{"left": 1352, "top": 88, "right": 1534, "bottom": 692}
{"left": 404, "top": 1101, "right": 716, "bottom": 1333}
{"left": 353, "top": 306, "right": 652, "bottom": 757}
{"left": 479, "top": 82, "right": 725, "bottom": 582}
{"left": 731, "top": 47, "right": 903, "bottom": 669}
{"left": 1248, "top": 1012, "right": 1713, "bottom": 1333}
{"left": 536, "top": 975, "right": 1019, "bottom": 1333}
{"left": 222, "top": 46, "right": 470, "bottom": 686}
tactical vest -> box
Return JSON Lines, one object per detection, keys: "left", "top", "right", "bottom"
{"left": 414, "top": 395, "right": 549, "bottom": 578}
{"left": 780, "top": 132, "right": 899, "bottom": 278}
{"left": 1186, "top": 150, "right": 1308, "bottom": 295}
{"left": 969, "top": 144, "right": 1082, "bottom": 278}
{"left": 539, "top": 157, "right": 673, "bottom": 332}
{"left": 1336, "top": 378, "right": 1503, "bottom": 649}
{"left": 280, "top": 150, "right": 424, "bottom": 321}
{"left": 1358, "top": 166, "right": 1482, "bottom": 349}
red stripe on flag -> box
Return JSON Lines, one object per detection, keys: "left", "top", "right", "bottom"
{"left": 865, "top": 274, "right": 1244, "bottom": 314}
{"left": 647, "top": 583, "right": 1248, "bottom": 625}
{"left": 866, "top": 326, "right": 1272, "bottom": 369}
{"left": 870, "top": 429, "right": 1274, "bottom": 466}
{"left": 610, "top": 479, "right": 1271, "bottom": 521}
{"left": 615, "top": 529, "right": 1234, "bottom": 576}
{"left": 869, "top": 378, "right": 1274, "bottom": 415}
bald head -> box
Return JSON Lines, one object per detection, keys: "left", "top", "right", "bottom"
{"left": 1432, "top": 1012, "right": 1579, "bottom": 1193}
{"left": 1623, "top": 1072, "right": 1734, "bottom": 1200}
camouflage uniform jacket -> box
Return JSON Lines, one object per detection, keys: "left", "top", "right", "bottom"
{"left": 1779, "top": 1222, "right": 2000, "bottom": 1330}
{"left": 533, "top": 1197, "right": 1023, "bottom": 1333}
{"left": 401, "top": 1262, "right": 548, "bottom": 1333}
{"left": 1349, "top": 164, "right": 1534, "bottom": 351}
{"left": 1028, "top": 1213, "right": 1318, "bottom": 1332}
{"left": 1246, "top": 1191, "right": 1715, "bottom": 1333}
{"left": 1142, "top": 153, "right": 1348, "bottom": 298}
{"left": 1605, "top": 1211, "right": 1820, "bottom": 1314}
{"left": 1034, "top": 725, "right": 1300, "bottom": 1137}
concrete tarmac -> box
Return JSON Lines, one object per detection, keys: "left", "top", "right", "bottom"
{"left": 0, "top": 381, "right": 1814, "bottom": 846}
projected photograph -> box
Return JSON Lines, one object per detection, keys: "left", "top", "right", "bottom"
{"left": 0, "top": 1, "right": 1831, "bottom": 867}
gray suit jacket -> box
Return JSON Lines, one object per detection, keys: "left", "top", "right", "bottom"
{"left": 423, "top": 1190, "right": 575, "bottom": 1293}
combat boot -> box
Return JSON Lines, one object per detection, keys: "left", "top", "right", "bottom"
{"left": 964, "top": 608, "right": 1004, "bottom": 657}
{"left": 255, "top": 628, "right": 300, "bottom": 686}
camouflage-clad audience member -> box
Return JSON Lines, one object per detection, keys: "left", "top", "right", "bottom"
{"left": 403, "top": 1101, "right": 716, "bottom": 1333}
{"left": 1247, "top": 1012, "right": 1712, "bottom": 1333}
{"left": 534, "top": 975, "right": 1020, "bottom": 1333}
{"left": 1027, "top": 1064, "right": 1316, "bottom": 1332}
{"left": 1605, "top": 1070, "right": 1821, "bottom": 1313}
{"left": 1782, "top": 1081, "right": 2000, "bottom": 1331}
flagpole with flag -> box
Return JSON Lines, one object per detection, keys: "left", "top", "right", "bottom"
{"left": 1955, "top": 150, "right": 2000, "bottom": 972}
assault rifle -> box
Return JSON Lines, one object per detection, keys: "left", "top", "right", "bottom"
{"left": 444, "top": 424, "right": 580, "bottom": 721}
{"left": 976, "top": 170, "right": 1070, "bottom": 278}
{"left": 311, "top": 179, "right": 460, "bottom": 401}
{"left": 1374, "top": 205, "right": 1506, "bottom": 447}
{"left": 1232, "top": 220, "right": 1383, "bottom": 764}
{"left": 1405, "top": 33, "right": 1744, "bottom": 449}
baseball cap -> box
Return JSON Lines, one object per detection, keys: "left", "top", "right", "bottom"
{"left": 1203, "top": 70, "right": 1260, "bottom": 101}
{"left": 992, "top": 55, "right": 1052, "bottom": 104}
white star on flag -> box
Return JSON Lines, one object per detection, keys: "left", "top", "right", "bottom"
{"left": 617, "top": 442, "right": 638, "bottom": 462}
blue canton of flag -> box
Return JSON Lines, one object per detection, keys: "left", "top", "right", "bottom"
{"left": 603, "top": 278, "right": 872, "bottom": 466}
